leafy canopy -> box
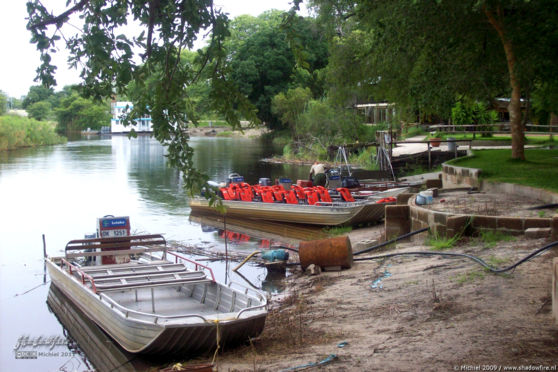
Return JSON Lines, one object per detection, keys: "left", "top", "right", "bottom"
{"left": 27, "top": 0, "right": 258, "bottom": 199}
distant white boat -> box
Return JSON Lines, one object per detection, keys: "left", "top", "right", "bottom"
{"left": 110, "top": 101, "right": 153, "bottom": 133}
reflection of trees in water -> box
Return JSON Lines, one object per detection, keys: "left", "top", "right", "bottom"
{"left": 191, "top": 136, "right": 308, "bottom": 184}
{"left": 126, "top": 136, "right": 187, "bottom": 211}
{"left": 124, "top": 136, "right": 310, "bottom": 210}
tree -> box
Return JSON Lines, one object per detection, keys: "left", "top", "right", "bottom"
{"left": 22, "top": 85, "right": 54, "bottom": 109}
{"left": 226, "top": 11, "right": 328, "bottom": 129}
{"left": 27, "top": 0, "right": 257, "bottom": 198}
{"left": 0, "top": 91, "right": 7, "bottom": 115}
{"left": 55, "top": 93, "right": 110, "bottom": 133}
{"left": 272, "top": 87, "right": 312, "bottom": 137}
{"left": 27, "top": 100, "right": 52, "bottom": 121}
{"left": 311, "top": 0, "right": 558, "bottom": 160}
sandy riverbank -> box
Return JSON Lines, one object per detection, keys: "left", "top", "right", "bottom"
{"left": 175, "top": 223, "right": 558, "bottom": 371}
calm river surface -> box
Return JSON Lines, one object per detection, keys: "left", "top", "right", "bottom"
{"left": 0, "top": 135, "right": 309, "bottom": 371}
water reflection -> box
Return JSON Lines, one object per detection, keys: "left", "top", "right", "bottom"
{"left": 47, "top": 284, "right": 160, "bottom": 372}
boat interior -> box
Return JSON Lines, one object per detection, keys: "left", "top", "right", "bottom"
{"left": 56, "top": 234, "right": 266, "bottom": 320}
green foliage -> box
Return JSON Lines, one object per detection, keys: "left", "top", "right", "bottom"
{"left": 296, "top": 99, "right": 362, "bottom": 144}
{"left": 22, "top": 85, "right": 54, "bottom": 109}
{"left": 426, "top": 232, "right": 461, "bottom": 251}
{"left": 454, "top": 270, "right": 485, "bottom": 285}
{"left": 55, "top": 94, "right": 110, "bottom": 133}
{"left": 227, "top": 12, "right": 328, "bottom": 129}
{"left": 449, "top": 149, "right": 558, "bottom": 193}
{"left": 477, "top": 230, "right": 515, "bottom": 249}
{"left": 27, "top": 101, "right": 52, "bottom": 121}
{"left": 322, "top": 226, "right": 352, "bottom": 236}
{"left": 349, "top": 146, "right": 378, "bottom": 170}
{"left": 450, "top": 97, "right": 498, "bottom": 137}
{"left": 0, "top": 91, "right": 7, "bottom": 115}
{"left": 0, "top": 115, "right": 66, "bottom": 150}
{"left": 27, "top": 0, "right": 260, "bottom": 202}
{"left": 272, "top": 87, "right": 312, "bottom": 137}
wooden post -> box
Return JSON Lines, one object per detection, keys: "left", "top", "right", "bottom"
{"left": 42, "top": 234, "right": 47, "bottom": 258}
{"left": 427, "top": 142, "right": 432, "bottom": 169}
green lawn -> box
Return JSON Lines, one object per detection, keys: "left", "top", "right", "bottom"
{"left": 449, "top": 149, "right": 558, "bottom": 192}
{"left": 440, "top": 133, "right": 556, "bottom": 145}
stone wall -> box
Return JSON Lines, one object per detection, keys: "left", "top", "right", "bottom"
{"left": 408, "top": 196, "right": 554, "bottom": 238}
{"left": 442, "top": 163, "right": 481, "bottom": 189}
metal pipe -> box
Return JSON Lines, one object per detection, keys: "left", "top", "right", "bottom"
{"left": 353, "top": 227, "right": 430, "bottom": 256}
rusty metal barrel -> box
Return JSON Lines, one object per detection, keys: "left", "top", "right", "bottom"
{"left": 298, "top": 236, "right": 353, "bottom": 270}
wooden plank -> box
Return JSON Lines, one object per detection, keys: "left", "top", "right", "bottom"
{"left": 66, "top": 240, "right": 167, "bottom": 251}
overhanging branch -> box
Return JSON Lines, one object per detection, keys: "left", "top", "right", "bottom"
{"left": 28, "top": 0, "right": 88, "bottom": 29}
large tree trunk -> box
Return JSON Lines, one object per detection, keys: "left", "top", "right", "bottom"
{"left": 484, "top": 5, "right": 525, "bottom": 160}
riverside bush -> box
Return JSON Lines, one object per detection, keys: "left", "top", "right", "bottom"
{"left": 0, "top": 115, "right": 66, "bottom": 150}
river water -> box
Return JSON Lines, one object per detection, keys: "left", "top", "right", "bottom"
{"left": 0, "top": 135, "right": 310, "bottom": 371}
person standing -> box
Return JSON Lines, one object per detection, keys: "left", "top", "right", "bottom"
{"left": 309, "top": 161, "right": 327, "bottom": 186}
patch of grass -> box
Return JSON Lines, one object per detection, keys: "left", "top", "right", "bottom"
{"left": 216, "top": 130, "right": 233, "bottom": 137}
{"left": 348, "top": 146, "right": 378, "bottom": 170}
{"left": 538, "top": 210, "right": 546, "bottom": 218}
{"left": 322, "top": 226, "right": 352, "bottom": 236}
{"left": 486, "top": 255, "right": 510, "bottom": 267}
{"left": 441, "top": 133, "right": 557, "bottom": 145}
{"left": 477, "top": 230, "right": 516, "bottom": 248}
{"left": 426, "top": 233, "right": 461, "bottom": 250}
{"left": 447, "top": 149, "right": 558, "bottom": 193}
{"left": 402, "top": 125, "right": 427, "bottom": 139}
{"left": 454, "top": 270, "right": 485, "bottom": 284}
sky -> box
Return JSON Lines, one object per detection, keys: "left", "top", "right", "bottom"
{"left": 0, "top": 1, "right": 307, "bottom": 99}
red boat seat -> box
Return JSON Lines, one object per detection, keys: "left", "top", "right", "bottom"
{"left": 292, "top": 185, "right": 306, "bottom": 200}
{"left": 220, "top": 188, "right": 234, "bottom": 200}
{"left": 272, "top": 185, "right": 286, "bottom": 202}
{"left": 228, "top": 184, "right": 242, "bottom": 200}
{"left": 336, "top": 187, "right": 355, "bottom": 202}
{"left": 239, "top": 183, "right": 254, "bottom": 201}
{"left": 315, "top": 186, "right": 332, "bottom": 203}
{"left": 284, "top": 190, "right": 298, "bottom": 204}
{"left": 260, "top": 187, "right": 275, "bottom": 203}
{"left": 376, "top": 196, "right": 396, "bottom": 204}
{"left": 304, "top": 189, "right": 320, "bottom": 205}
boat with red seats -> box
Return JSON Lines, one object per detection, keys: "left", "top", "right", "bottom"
{"left": 189, "top": 177, "right": 396, "bottom": 226}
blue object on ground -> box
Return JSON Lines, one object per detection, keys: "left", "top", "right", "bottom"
{"left": 370, "top": 266, "right": 392, "bottom": 289}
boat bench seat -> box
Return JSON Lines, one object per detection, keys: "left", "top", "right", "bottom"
{"left": 65, "top": 234, "right": 168, "bottom": 259}
{"left": 81, "top": 263, "right": 189, "bottom": 279}
{"left": 92, "top": 271, "right": 209, "bottom": 291}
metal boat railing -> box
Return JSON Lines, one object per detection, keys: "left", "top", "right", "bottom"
{"left": 98, "top": 291, "right": 267, "bottom": 325}
{"left": 167, "top": 251, "right": 216, "bottom": 282}
{"left": 60, "top": 258, "right": 98, "bottom": 293}
{"left": 227, "top": 281, "right": 267, "bottom": 303}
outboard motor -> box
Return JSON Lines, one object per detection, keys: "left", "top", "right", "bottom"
{"left": 277, "top": 177, "right": 292, "bottom": 190}
{"left": 341, "top": 176, "right": 360, "bottom": 188}
{"left": 258, "top": 177, "right": 272, "bottom": 186}
{"left": 227, "top": 173, "right": 244, "bottom": 185}
{"left": 326, "top": 169, "right": 342, "bottom": 189}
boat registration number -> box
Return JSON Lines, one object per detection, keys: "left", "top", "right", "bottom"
{"left": 100, "top": 229, "right": 128, "bottom": 238}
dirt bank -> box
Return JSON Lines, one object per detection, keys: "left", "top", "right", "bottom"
{"left": 187, "top": 125, "right": 269, "bottom": 138}
{"left": 185, "top": 225, "right": 558, "bottom": 371}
